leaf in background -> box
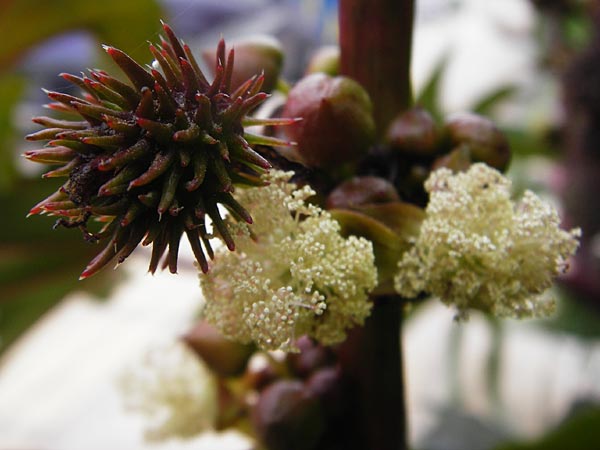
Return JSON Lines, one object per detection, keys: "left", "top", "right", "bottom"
{"left": 0, "top": 74, "right": 25, "bottom": 191}
{"left": 0, "top": 178, "right": 121, "bottom": 355}
{"left": 494, "top": 405, "right": 600, "bottom": 450}
{"left": 0, "top": 0, "right": 162, "bottom": 354}
{"left": 0, "top": 0, "right": 163, "bottom": 68}
{"left": 415, "top": 56, "right": 448, "bottom": 121}
{"left": 472, "top": 85, "right": 517, "bottom": 116}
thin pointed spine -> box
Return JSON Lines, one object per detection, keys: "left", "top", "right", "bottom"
{"left": 42, "top": 158, "right": 80, "bottom": 178}
{"left": 129, "top": 151, "right": 175, "bottom": 188}
{"left": 185, "top": 152, "right": 207, "bottom": 191}
{"left": 206, "top": 201, "right": 235, "bottom": 251}
{"left": 157, "top": 165, "right": 182, "bottom": 214}
{"left": 98, "top": 139, "right": 150, "bottom": 171}
{"left": 104, "top": 45, "right": 155, "bottom": 91}
{"left": 161, "top": 21, "right": 187, "bottom": 59}
{"left": 185, "top": 229, "right": 209, "bottom": 273}
{"left": 24, "top": 146, "right": 76, "bottom": 164}
{"left": 135, "top": 87, "right": 155, "bottom": 119}
{"left": 90, "top": 70, "right": 141, "bottom": 108}
{"left": 32, "top": 116, "right": 87, "bottom": 129}
{"left": 98, "top": 165, "right": 142, "bottom": 196}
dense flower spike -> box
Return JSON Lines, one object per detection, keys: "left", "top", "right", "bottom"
{"left": 200, "top": 171, "right": 378, "bottom": 352}
{"left": 25, "top": 22, "right": 295, "bottom": 278}
{"left": 394, "top": 163, "right": 581, "bottom": 318}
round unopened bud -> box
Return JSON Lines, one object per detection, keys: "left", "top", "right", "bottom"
{"left": 326, "top": 176, "right": 400, "bottom": 210}
{"left": 183, "top": 321, "right": 254, "bottom": 377}
{"left": 252, "top": 380, "right": 324, "bottom": 450}
{"left": 282, "top": 73, "right": 375, "bottom": 169}
{"left": 432, "top": 145, "right": 472, "bottom": 172}
{"left": 203, "top": 35, "right": 283, "bottom": 93}
{"left": 306, "top": 46, "right": 340, "bottom": 76}
{"left": 286, "top": 336, "right": 333, "bottom": 378}
{"left": 386, "top": 107, "right": 439, "bottom": 156}
{"left": 444, "top": 112, "right": 511, "bottom": 171}
{"left": 305, "top": 367, "right": 344, "bottom": 417}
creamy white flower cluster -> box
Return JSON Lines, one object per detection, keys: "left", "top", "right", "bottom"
{"left": 200, "top": 171, "right": 378, "bottom": 352}
{"left": 119, "top": 343, "right": 216, "bottom": 441}
{"left": 394, "top": 163, "right": 580, "bottom": 318}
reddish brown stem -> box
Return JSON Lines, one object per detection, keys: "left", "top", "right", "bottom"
{"left": 337, "top": 296, "right": 407, "bottom": 450}
{"left": 339, "top": 0, "right": 415, "bottom": 133}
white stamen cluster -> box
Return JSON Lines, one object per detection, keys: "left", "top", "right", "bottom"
{"left": 394, "top": 163, "right": 581, "bottom": 319}
{"left": 200, "top": 171, "right": 377, "bottom": 352}
{"left": 119, "top": 343, "right": 217, "bottom": 441}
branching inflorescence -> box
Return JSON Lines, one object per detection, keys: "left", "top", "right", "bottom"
{"left": 394, "top": 163, "right": 581, "bottom": 318}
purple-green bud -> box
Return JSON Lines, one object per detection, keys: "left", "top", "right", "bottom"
{"left": 183, "top": 321, "right": 254, "bottom": 377}
{"left": 432, "top": 145, "right": 472, "bottom": 172}
{"left": 305, "top": 46, "right": 340, "bottom": 76}
{"left": 444, "top": 112, "right": 511, "bottom": 171}
{"left": 203, "top": 35, "right": 283, "bottom": 93}
{"left": 305, "top": 367, "right": 344, "bottom": 418}
{"left": 252, "top": 380, "right": 324, "bottom": 450}
{"left": 326, "top": 176, "right": 400, "bottom": 210}
{"left": 286, "top": 336, "right": 333, "bottom": 379}
{"left": 386, "top": 107, "right": 439, "bottom": 156}
{"left": 282, "top": 73, "right": 375, "bottom": 169}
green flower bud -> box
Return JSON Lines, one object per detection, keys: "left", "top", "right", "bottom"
{"left": 183, "top": 321, "right": 254, "bottom": 377}
{"left": 386, "top": 107, "right": 439, "bottom": 156}
{"left": 252, "top": 380, "right": 324, "bottom": 450}
{"left": 326, "top": 176, "right": 400, "bottom": 210}
{"left": 444, "top": 112, "right": 511, "bottom": 171}
{"left": 282, "top": 73, "right": 375, "bottom": 169}
{"left": 305, "top": 46, "right": 340, "bottom": 76}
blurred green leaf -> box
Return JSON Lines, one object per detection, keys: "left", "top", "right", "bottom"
{"left": 0, "top": 0, "right": 162, "bottom": 354}
{"left": 0, "top": 0, "right": 163, "bottom": 68}
{"left": 541, "top": 289, "right": 600, "bottom": 340}
{"left": 473, "top": 85, "right": 517, "bottom": 116}
{"left": 0, "top": 178, "right": 119, "bottom": 354}
{"left": 415, "top": 56, "right": 448, "bottom": 121}
{"left": 494, "top": 406, "right": 600, "bottom": 450}
{"left": 0, "top": 74, "right": 25, "bottom": 191}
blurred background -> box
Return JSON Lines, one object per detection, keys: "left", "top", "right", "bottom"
{"left": 1, "top": 0, "right": 600, "bottom": 449}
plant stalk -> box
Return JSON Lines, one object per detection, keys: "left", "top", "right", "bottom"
{"left": 339, "top": 0, "right": 415, "bottom": 132}
{"left": 337, "top": 295, "right": 407, "bottom": 450}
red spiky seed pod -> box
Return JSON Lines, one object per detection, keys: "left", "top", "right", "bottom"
{"left": 25, "top": 22, "right": 295, "bottom": 279}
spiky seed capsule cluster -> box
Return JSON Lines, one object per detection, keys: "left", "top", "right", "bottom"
{"left": 25, "top": 22, "right": 294, "bottom": 279}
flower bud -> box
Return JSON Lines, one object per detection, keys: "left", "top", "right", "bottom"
{"left": 305, "top": 46, "right": 340, "bottom": 76}
{"left": 252, "top": 380, "right": 324, "bottom": 450}
{"left": 282, "top": 73, "right": 375, "bottom": 169}
{"left": 305, "top": 367, "right": 344, "bottom": 417}
{"left": 444, "top": 112, "right": 511, "bottom": 171}
{"left": 286, "top": 336, "right": 333, "bottom": 378}
{"left": 183, "top": 321, "right": 254, "bottom": 377}
{"left": 432, "top": 145, "right": 472, "bottom": 172}
{"left": 326, "top": 176, "right": 400, "bottom": 210}
{"left": 203, "top": 35, "right": 283, "bottom": 93}
{"left": 386, "top": 107, "right": 439, "bottom": 156}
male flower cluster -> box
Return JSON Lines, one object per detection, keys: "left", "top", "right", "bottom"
{"left": 394, "top": 163, "right": 580, "bottom": 318}
{"left": 200, "top": 171, "right": 377, "bottom": 352}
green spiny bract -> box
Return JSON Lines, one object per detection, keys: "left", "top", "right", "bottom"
{"left": 25, "top": 22, "right": 295, "bottom": 279}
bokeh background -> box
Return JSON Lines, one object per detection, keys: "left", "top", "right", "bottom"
{"left": 1, "top": 0, "right": 599, "bottom": 449}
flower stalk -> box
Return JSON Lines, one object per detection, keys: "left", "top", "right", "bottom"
{"left": 339, "top": 0, "right": 415, "bottom": 132}
{"left": 337, "top": 1, "right": 414, "bottom": 448}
